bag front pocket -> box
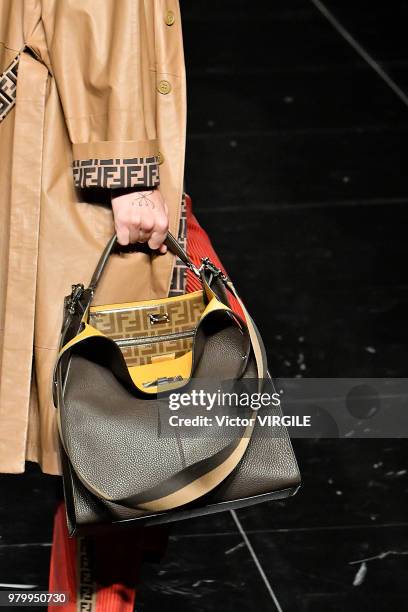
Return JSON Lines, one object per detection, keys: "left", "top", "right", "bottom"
{"left": 115, "top": 329, "right": 196, "bottom": 366}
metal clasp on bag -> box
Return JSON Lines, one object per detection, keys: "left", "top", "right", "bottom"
{"left": 184, "top": 256, "right": 229, "bottom": 284}
{"left": 185, "top": 259, "right": 201, "bottom": 279}
{"left": 143, "top": 375, "right": 184, "bottom": 388}
{"left": 199, "top": 257, "right": 229, "bottom": 285}
{"left": 149, "top": 312, "right": 170, "bottom": 325}
{"left": 66, "top": 283, "right": 85, "bottom": 314}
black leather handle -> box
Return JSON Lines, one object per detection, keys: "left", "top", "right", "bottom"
{"left": 88, "top": 231, "right": 198, "bottom": 294}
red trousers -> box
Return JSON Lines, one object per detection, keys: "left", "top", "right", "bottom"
{"left": 184, "top": 195, "right": 243, "bottom": 317}
{"left": 48, "top": 194, "right": 242, "bottom": 611}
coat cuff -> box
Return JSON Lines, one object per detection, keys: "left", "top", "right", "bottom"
{"left": 72, "top": 140, "right": 160, "bottom": 189}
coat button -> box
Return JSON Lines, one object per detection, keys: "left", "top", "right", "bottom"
{"left": 157, "top": 151, "right": 164, "bottom": 164}
{"left": 165, "top": 10, "right": 175, "bottom": 26}
{"left": 157, "top": 80, "right": 172, "bottom": 95}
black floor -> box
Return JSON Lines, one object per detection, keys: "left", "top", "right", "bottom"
{"left": 1, "top": 1, "right": 408, "bottom": 611}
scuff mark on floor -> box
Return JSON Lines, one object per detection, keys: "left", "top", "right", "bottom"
{"left": 225, "top": 542, "right": 245, "bottom": 555}
{"left": 352, "top": 561, "right": 367, "bottom": 586}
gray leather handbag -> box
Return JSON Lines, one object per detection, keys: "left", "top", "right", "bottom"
{"left": 52, "top": 232, "right": 301, "bottom": 536}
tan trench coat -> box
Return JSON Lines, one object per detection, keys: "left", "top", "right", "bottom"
{"left": 0, "top": 0, "right": 187, "bottom": 475}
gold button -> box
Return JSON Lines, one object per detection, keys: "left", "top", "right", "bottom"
{"left": 157, "top": 151, "right": 164, "bottom": 164}
{"left": 157, "top": 79, "right": 172, "bottom": 95}
{"left": 165, "top": 10, "right": 175, "bottom": 26}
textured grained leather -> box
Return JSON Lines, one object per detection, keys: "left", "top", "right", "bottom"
{"left": 54, "top": 232, "right": 301, "bottom": 535}
{"left": 59, "top": 371, "right": 301, "bottom": 537}
{"left": 58, "top": 305, "right": 255, "bottom": 506}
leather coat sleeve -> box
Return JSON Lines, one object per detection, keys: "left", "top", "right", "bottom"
{"left": 41, "top": 0, "right": 160, "bottom": 190}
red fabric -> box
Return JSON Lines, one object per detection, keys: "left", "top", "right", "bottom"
{"left": 47, "top": 194, "right": 243, "bottom": 611}
{"left": 48, "top": 502, "right": 141, "bottom": 611}
{"left": 48, "top": 501, "right": 168, "bottom": 611}
{"left": 48, "top": 503, "right": 78, "bottom": 612}
{"left": 184, "top": 194, "right": 244, "bottom": 318}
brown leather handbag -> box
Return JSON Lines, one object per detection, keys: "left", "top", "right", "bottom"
{"left": 52, "top": 233, "right": 300, "bottom": 536}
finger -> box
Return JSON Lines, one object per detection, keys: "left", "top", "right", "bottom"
{"left": 128, "top": 212, "right": 141, "bottom": 243}
{"left": 129, "top": 226, "right": 146, "bottom": 244}
{"left": 158, "top": 243, "right": 167, "bottom": 254}
{"left": 115, "top": 224, "right": 130, "bottom": 246}
{"left": 157, "top": 212, "right": 169, "bottom": 240}
{"left": 128, "top": 226, "right": 141, "bottom": 243}
{"left": 148, "top": 231, "right": 163, "bottom": 250}
{"left": 138, "top": 210, "right": 155, "bottom": 243}
{"left": 148, "top": 217, "right": 168, "bottom": 250}
{"left": 137, "top": 227, "right": 150, "bottom": 243}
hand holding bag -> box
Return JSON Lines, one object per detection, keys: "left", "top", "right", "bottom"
{"left": 52, "top": 232, "right": 301, "bottom": 536}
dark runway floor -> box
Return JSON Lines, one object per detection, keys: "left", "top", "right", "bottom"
{"left": 1, "top": 1, "right": 408, "bottom": 611}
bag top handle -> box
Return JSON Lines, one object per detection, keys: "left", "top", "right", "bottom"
{"left": 88, "top": 231, "right": 201, "bottom": 294}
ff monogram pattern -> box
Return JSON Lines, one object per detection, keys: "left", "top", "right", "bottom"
{"left": 72, "top": 156, "right": 160, "bottom": 189}
{"left": 89, "top": 292, "right": 205, "bottom": 366}
{"left": 77, "top": 536, "right": 96, "bottom": 612}
{"left": 168, "top": 192, "right": 188, "bottom": 296}
{"left": 0, "top": 53, "right": 19, "bottom": 123}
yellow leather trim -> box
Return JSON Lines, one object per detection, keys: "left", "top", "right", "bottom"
{"left": 128, "top": 351, "right": 192, "bottom": 394}
{"left": 89, "top": 289, "right": 204, "bottom": 313}
{"left": 200, "top": 292, "right": 230, "bottom": 317}
{"left": 58, "top": 320, "right": 105, "bottom": 356}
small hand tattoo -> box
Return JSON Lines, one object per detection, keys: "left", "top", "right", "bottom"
{"left": 131, "top": 191, "right": 155, "bottom": 209}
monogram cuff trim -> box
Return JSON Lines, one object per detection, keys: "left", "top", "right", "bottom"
{"left": 72, "top": 155, "right": 160, "bottom": 189}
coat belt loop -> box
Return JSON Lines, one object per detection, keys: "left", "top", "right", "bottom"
{"left": 0, "top": 44, "right": 52, "bottom": 125}
{"left": 0, "top": 51, "right": 20, "bottom": 123}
